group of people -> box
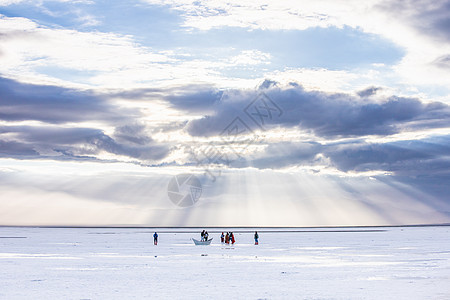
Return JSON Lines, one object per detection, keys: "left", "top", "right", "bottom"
{"left": 153, "top": 230, "right": 260, "bottom": 245}
{"left": 220, "top": 232, "right": 236, "bottom": 244}
{"left": 220, "top": 231, "right": 258, "bottom": 245}
{"left": 200, "top": 230, "right": 210, "bottom": 241}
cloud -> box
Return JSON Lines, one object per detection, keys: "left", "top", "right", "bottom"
{"left": 2, "top": 77, "right": 448, "bottom": 171}
{"left": 141, "top": 0, "right": 371, "bottom": 31}
{"left": 114, "top": 123, "right": 153, "bottom": 146}
{"left": 0, "top": 124, "right": 170, "bottom": 161}
{"left": 0, "top": 0, "right": 24, "bottom": 5}
{"left": 109, "top": 84, "right": 223, "bottom": 115}
{"left": 184, "top": 82, "right": 450, "bottom": 138}
{"left": 221, "top": 134, "right": 450, "bottom": 205}
{"left": 377, "top": 0, "right": 450, "bottom": 43}
{"left": 0, "top": 0, "right": 94, "bottom": 7}
{"left": 0, "top": 0, "right": 449, "bottom": 226}
{"left": 142, "top": 0, "right": 450, "bottom": 48}
{"left": 246, "top": 134, "right": 450, "bottom": 174}
{"left": 0, "top": 14, "right": 174, "bottom": 87}
{"left": 0, "top": 14, "right": 277, "bottom": 89}
{"left": 433, "top": 54, "right": 450, "bottom": 69}
{"left": 133, "top": 0, "right": 450, "bottom": 94}
{"left": 162, "top": 86, "right": 223, "bottom": 114}
{"left": 244, "top": 141, "right": 322, "bottom": 169}
{"left": 326, "top": 135, "right": 450, "bottom": 174}
{"left": 75, "top": 11, "right": 101, "bottom": 27}
{"left": 0, "top": 139, "right": 38, "bottom": 156}
{"left": 0, "top": 77, "right": 134, "bottom": 124}
{"left": 0, "top": 77, "right": 171, "bottom": 161}
{"left": 357, "top": 86, "right": 382, "bottom": 97}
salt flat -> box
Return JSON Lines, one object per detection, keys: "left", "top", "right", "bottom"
{"left": 0, "top": 226, "right": 449, "bottom": 299}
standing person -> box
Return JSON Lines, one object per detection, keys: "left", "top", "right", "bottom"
{"left": 220, "top": 232, "right": 225, "bottom": 243}
{"left": 153, "top": 232, "right": 158, "bottom": 245}
{"left": 204, "top": 231, "right": 209, "bottom": 241}
{"left": 225, "top": 232, "right": 230, "bottom": 244}
{"left": 201, "top": 230, "right": 205, "bottom": 241}
{"left": 230, "top": 232, "right": 235, "bottom": 245}
{"left": 254, "top": 231, "right": 259, "bottom": 245}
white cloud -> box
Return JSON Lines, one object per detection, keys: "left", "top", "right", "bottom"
{"left": 0, "top": 15, "right": 275, "bottom": 89}
{"left": 0, "top": 0, "right": 94, "bottom": 6}
{"left": 0, "top": 0, "right": 25, "bottom": 5}
{"left": 140, "top": 0, "right": 450, "bottom": 97}
{"left": 1, "top": 1, "right": 450, "bottom": 95}
{"left": 265, "top": 68, "right": 360, "bottom": 92}
{"left": 141, "top": 0, "right": 372, "bottom": 30}
{"left": 0, "top": 15, "right": 175, "bottom": 86}
{"left": 74, "top": 11, "right": 101, "bottom": 27}
{"left": 229, "top": 50, "right": 271, "bottom": 66}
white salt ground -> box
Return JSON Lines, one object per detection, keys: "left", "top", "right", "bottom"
{"left": 0, "top": 226, "right": 449, "bottom": 299}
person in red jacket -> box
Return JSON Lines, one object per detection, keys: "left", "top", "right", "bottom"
{"left": 220, "top": 232, "right": 225, "bottom": 243}
{"left": 230, "top": 232, "right": 235, "bottom": 245}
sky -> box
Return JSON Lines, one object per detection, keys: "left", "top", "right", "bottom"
{"left": 0, "top": 0, "right": 449, "bottom": 226}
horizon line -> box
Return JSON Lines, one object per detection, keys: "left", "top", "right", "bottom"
{"left": 1, "top": 223, "right": 449, "bottom": 229}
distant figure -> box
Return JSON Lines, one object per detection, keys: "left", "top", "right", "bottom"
{"left": 225, "top": 232, "right": 230, "bottom": 244}
{"left": 204, "top": 231, "right": 209, "bottom": 241}
{"left": 153, "top": 232, "right": 158, "bottom": 245}
{"left": 254, "top": 231, "right": 259, "bottom": 245}
{"left": 201, "top": 230, "right": 205, "bottom": 241}
{"left": 230, "top": 232, "right": 235, "bottom": 245}
{"left": 220, "top": 232, "right": 225, "bottom": 243}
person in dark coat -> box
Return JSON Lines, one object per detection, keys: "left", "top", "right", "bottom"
{"left": 225, "top": 232, "right": 230, "bottom": 244}
{"left": 220, "top": 232, "right": 225, "bottom": 243}
{"left": 153, "top": 232, "right": 158, "bottom": 245}
{"left": 254, "top": 231, "right": 259, "bottom": 245}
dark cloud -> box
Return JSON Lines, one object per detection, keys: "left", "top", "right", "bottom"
{"left": 0, "top": 77, "right": 136, "bottom": 124}
{"left": 326, "top": 136, "right": 450, "bottom": 174}
{"left": 1, "top": 76, "right": 449, "bottom": 180}
{"left": 392, "top": 173, "right": 450, "bottom": 201}
{"left": 182, "top": 83, "right": 449, "bottom": 138}
{"left": 182, "top": 132, "right": 449, "bottom": 207}
{"left": 164, "top": 87, "right": 222, "bottom": 113}
{"left": 245, "top": 135, "right": 450, "bottom": 178}
{"left": 219, "top": 135, "right": 450, "bottom": 203}
{"left": 112, "top": 84, "right": 222, "bottom": 114}
{"left": 258, "top": 79, "right": 279, "bottom": 90}
{"left": 244, "top": 141, "right": 322, "bottom": 169}
{"left": 377, "top": 0, "right": 450, "bottom": 42}
{"left": 0, "top": 77, "right": 172, "bottom": 161}
{"left": 357, "top": 86, "right": 382, "bottom": 97}
{"left": 195, "top": 133, "right": 450, "bottom": 199}
{"left": 0, "top": 125, "right": 169, "bottom": 161}
{"left": 114, "top": 123, "right": 153, "bottom": 146}
{"left": 0, "top": 140, "right": 38, "bottom": 156}
{"left": 433, "top": 54, "right": 450, "bottom": 69}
